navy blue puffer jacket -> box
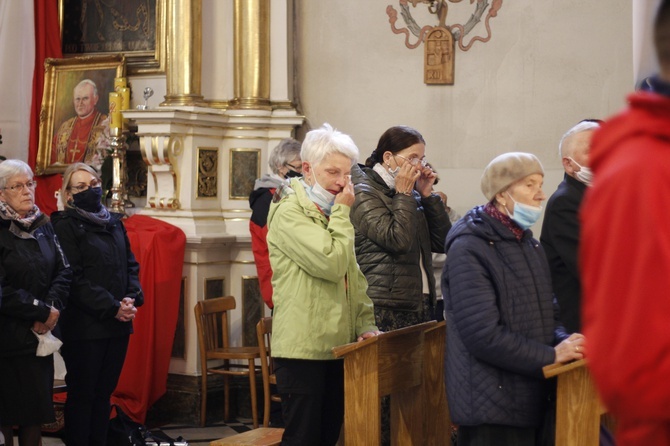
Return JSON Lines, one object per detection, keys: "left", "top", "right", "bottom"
{"left": 442, "top": 205, "right": 568, "bottom": 428}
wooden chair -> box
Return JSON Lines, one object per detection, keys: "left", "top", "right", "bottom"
{"left": 195, "top": 296, "right": 261, "bottom": 428}
{"left": 256, "top": 317, "right": 281, "bottom": 427}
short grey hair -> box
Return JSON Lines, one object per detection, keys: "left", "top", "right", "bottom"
{"left": 268, "top": 138, "right": 301, "bottom": 175}
{"left": 75, "top": 79, "right": 99, "bottom": 98}
{"left": 300, "top": 123, "right": 359, "bottom": 167}
{"left": 558, "top": 120, "right": 600, "bottom": 158}
{"left": 0, "top": 159, "right": 33, "bottom": 189}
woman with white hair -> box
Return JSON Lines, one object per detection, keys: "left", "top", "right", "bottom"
{"left": 443, "top": 152, "right": 586, "bottom": 445}
{"left": 0, "top": 159, "right": 71, "bottom": 446}
{"left": 267, "top": 123, "right": 380, "bottom": 445}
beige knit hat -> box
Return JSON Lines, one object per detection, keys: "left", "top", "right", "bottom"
{"left": 480, "top": 152, "right": 544, "bottom": 201}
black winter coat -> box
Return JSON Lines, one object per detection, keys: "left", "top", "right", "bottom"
{"left": 351, "top": 164, "right": 450, "bottom": 311}
{"left": 51, "top": 210, "right": 143, "bottom": 341}
{"left": 0, "top": 214, "right": 71, "bottom": 357}
{"left": 442, "top": 206, "right": 568, "bottom": 428}
{"left": 540, "top": 174, "right": 586, "bottom": 333}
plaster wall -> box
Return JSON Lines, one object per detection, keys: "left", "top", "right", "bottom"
{"left": 294, "top": 1, "right": 633, "bottom": 231}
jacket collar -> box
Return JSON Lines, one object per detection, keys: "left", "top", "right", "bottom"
{"left": 446, "top": 205, "right": 533, "bottom": 251}
{"left": 268, "top": 178, "right": 329, "bottom": 224}
{"left": 52, "top": 208, "right": 121, "bottom": 229}
{"left": 351, "top": 163, "right": 394, "bottom": 197}
{"left": 564, "top": 173, "right": 587, "bottom": 194}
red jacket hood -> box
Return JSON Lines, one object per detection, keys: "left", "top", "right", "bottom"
{"left": 591, "top": 92, "right": 670, "bottom": 171}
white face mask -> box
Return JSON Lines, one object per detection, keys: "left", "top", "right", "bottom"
{"left": 382, "top": 158, "right": 399, "bottom": 190}
{"left": 386, "top": 162, "right": 400, "bottom": 178}
{"left": 568, "top": 157, "right": 593, "bottom": 186}
{"left": 306, "top": 176, "right": 336, "bottom": 215}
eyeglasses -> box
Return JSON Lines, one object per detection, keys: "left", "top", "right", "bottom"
{"left": 69, "top": 179, "right": 102, "bottom": 193}
{"left": 285, "top": 162, "right": 302, "bottom": 172}
{"left": 394, "top": 154, "right": 428, "bottom": 168}
{"left": 3, "top": 180, "right": 37, "bottom": 193}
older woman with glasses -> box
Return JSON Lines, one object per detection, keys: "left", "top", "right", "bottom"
{"left": 350, "top": 125, "right": 451, "bottom": 444}
{"left": 351, "top": 126, "right": 451, "bottom": 330}
{"left": 51, "top": 162, "right": 143, "bottom": 446}
{"left": 0, "top": 160, "right": 71, "bottom": 446}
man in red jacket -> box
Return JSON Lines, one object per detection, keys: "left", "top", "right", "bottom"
{"left": 580, "top": 2, "right": 670, "bottom": 445}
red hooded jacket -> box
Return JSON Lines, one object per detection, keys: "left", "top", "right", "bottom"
{"left": 581, "top": 92, "right": 670, "bottom": 445}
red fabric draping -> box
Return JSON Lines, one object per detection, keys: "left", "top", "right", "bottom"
{"left": 30, "top": 0, "right": 63, "bottom": 215}
{"left": 111, "top": 215, "right": 186, "bottom": 423}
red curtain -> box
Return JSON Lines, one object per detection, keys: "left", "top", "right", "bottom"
{"left": 112, "top": 215, "right": 187, "bottom": 423}
{"left": 30, "top": 0, "right": 63, "bottom": 215}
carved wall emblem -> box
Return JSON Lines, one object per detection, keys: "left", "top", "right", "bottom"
{"left": 198, "top": 148, "right": 218, "bottom": 198}
{"left": 387, "top": 0, "right": 503, "bottom": 85}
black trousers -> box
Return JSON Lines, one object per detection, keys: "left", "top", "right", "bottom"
{"left": 274, "top": 358, "right": 344, "bottom": 446}
{"left": 61, "top": 335, "right": 129, "bottom": 446}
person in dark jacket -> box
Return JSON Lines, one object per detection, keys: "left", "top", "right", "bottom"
{"left": 540, "top": 119, "right": 600, "bottom": 333}
{"left": 351, "top": 126, "right": 450, "bottom": 446}
{"left": 249, "top": 138, "right": 301, "bottom": 310}
{"left": 0, "top": 159, "right": 71, "bottom": 446}
{"left": 443, "top": 152, "right": 585, "bottom": 446}
{"left": 52, "top": 162, "right": 143, "bottom": 446}
{"left": 351, "top": 125, "right": 451, "bottom": 330}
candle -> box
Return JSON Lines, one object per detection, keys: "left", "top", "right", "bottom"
{"left": 109, "top": 92, "right": 122, "bottom": 129}
{"left": 114, "top": 77, "right": 127, "bottom": 91}
{"left": 119, "top": 87, "right": 131, "bottom": 111}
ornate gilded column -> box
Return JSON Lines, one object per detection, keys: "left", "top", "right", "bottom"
{"left": 230, "top": 0, "right": 271, "bottom": 110}
{"left": 161, "top": 0, "right": 204, "bottom": 106}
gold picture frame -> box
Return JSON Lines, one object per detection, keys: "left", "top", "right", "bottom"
{"left": 58, "top": 0, "right": 166, "bottom": 75}
{"left": 229, "top": 148, "right": 261, "bottom": 200}
{"left": 36, "top": 55, "right": 126, "bottom": 176}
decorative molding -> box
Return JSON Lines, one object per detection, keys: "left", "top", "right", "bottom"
{"left": 387, "top": 0, "right": 503, "bottom": 85}
{"left": 140, "top": 134, "right": 181, "bottom": 209}
{"left": 197, "top": 147, "right": 218, "bottom": 198}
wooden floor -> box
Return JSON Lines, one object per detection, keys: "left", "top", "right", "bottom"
{"left": 41, "top": 418, "right": 260, "bottom": 446}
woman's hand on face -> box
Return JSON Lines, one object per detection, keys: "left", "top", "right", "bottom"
{"left": 395, "top": 162, "right": 421, "bottom": 195}
{"left": 334, "top": 176, "right": 355, "bottom": 208}
{"left": 415, "top": 165, "right": 437, "bottom": 198}
{"left": 553, "top": 333, "right": 586, "bottom": 364}
{"left": 357, "top": 330, "right": 382, "bottom": 342}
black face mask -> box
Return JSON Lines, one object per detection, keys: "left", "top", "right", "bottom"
{"left": 72, "top": 187, "right": 103, "bottom": 212}
{"left": 285, "top": 169, "right": 302, "bottom": 179}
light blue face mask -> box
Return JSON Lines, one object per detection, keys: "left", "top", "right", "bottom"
{"left": 306, "top": 176, "right": 336, "bottom": 215}
{"left": 505, "top": 192, "right": 543, "bottom": 230}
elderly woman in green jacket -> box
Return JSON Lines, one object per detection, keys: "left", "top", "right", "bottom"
{"left": 267, "top": 123, "right": 380, "bottom": 446}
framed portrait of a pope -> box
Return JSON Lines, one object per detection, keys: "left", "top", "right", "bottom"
{"left": 36, "top": 55, "right": 126, "bottom": 175}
